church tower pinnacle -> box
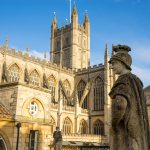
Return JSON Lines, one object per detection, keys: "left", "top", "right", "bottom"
{"left": 50, "top": 5, "right": 90, "bottom": 69}
{"left": 51, "top": 14, "right": 57, "bottom": 31}
{"left": 50, "top": 14, "right": 58, "bottom": 62}
{"left": 104, "top": 44, "right": 109, "bottom": 66}
{"left": 71, "top": 4, "right": 78, "bottom": 28}
{"left": 83, "top": 12, "right": 90, "bottom": 36}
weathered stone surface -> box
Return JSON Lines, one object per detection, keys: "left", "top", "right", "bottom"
{"left": 109, "top": 45, "right": 150, "bottom": 150}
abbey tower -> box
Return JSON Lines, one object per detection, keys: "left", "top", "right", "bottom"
{"left": 50, "top": 5, "right": 90, "bottom": 69}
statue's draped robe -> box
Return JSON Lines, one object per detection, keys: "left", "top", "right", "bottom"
{"left": 53, "top": 131, "right": 62, "bottom": 150}
{"left": 109, "top": 73, "right": 150, "bottom": 150}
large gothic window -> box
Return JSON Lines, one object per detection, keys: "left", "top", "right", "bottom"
{"left": 63, "top": 80, "right": 71, "bottom": 106}
{"left": 30, "top": 70, "right": 40, "bottom": 86}
{"left": 48, "top": 75, "right": 56, "bottom": 100}
{"left": 79, "top": 120, "right": 87, "bottom": 134}
{"left": 8, "top": 64, "right": 20, "bottom": 82}
{"left": 93, "top": 120, "right": 104, "bottom": 135}
{"left": 94, "top": 77, "right": 104, "bottom": 111}
{"left": 77, "top": 80, "right": 88, "bottom": 109}
{"left": 0, "top": 136, "right": 7, "bottom": 150}
{"left": 63, "top": 117, "right": 72, "bottom": 135}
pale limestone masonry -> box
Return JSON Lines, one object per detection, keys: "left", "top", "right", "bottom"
{"left": 50, "top": 5, "right": 90, "bottom": 69}
{"left": 0, "top": 45, "right": 106, "bottom": 149}
{"left": 0, "top": 5, "right": 113, "bottom": 150}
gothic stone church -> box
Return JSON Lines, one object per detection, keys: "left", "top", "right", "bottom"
{"left": 0, "top": 5, "right": 117, "bottom": 150}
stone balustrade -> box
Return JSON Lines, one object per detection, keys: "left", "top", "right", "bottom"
{"left": 81, "top": 108, "right": 88, "bottom": 114}
{"left": 51, "top": 103, "right": 58, "bottom": 109}
{"left": 62, "top": 133, "right": 107, "bottom": 143}
{"left": 62, "top": 106, "right": 75, "bottom": 112}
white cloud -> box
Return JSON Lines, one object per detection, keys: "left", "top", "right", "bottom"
{"left": 132, "top": 65, "right": 150, "bottom": 87}
{"left": 131, "top": 43, "right": 150, "bottom": 65}
{"left": 25, "top": 49, "right": 50, "bottom": 61}
{"left": 29, "top": 50, "right": 44, "bottom": 59}
{"left": 10, "top": 44, "right": 50, "bottom": 61}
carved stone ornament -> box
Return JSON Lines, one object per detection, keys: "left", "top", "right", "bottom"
{"left": 2, "top": 61, "right": 9, "bottom": 82}
{"left": 24, "top": 68, "right": 30, "bottom": 84}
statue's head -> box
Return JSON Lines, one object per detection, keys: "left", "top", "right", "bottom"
{"left": 56, "top": 126, "right": 59, "bottom": 131}
{"left": 109, "top": 45, "right": 132, "bottom": 72}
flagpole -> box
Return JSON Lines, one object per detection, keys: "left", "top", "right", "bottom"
{"left": 70, "top": 0, "right": 71, "bottom": 23}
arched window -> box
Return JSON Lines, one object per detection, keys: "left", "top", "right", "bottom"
{"left": 79, "top": 120, "right": 87, "bottom": 134}
{"left": 77, "top": 80, "right": 88, "bottom": 109}
{"left": 63, "top": 117, "right": 72, "bottom": 135}
{"left": 8, "top": 64, "right": 20, "bottom": 82}
{"left": 93, "top": 120, "right": 104, "bottom": 135}
{"left": 29, "top": 101, "right": 38, "bottom": 116}
{"left": 63, "top": 80, "right": 71, "bottom": 106}
{"left": 0, "top": 136, "right": 7, "bottom": 150}
{"left": 94, "top": 77, "right": 104, "bottom": 111}
{"left": 30, "top": 70, "right": 40, "bottom": 86}
{"left": 48, "top": 75, "right": 56, "bottom": 100}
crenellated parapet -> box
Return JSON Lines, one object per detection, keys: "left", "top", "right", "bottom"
{"left": 75, "top": 63, "right": 104, "bottom": 75}
{"left": 54, "top": 25, "right": 72, "bottom": 37}
{"left": 0, "top": 46, "right": 74, "bottom": 75}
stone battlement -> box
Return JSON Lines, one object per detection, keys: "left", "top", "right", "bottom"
{"left": 0, "top": 46, "right": 74, "bottom": 74}
{"left": 75, "top": 63, "right": 104, "bottom": 74}
{"left": 54, "top": 24, "right": 72, "bottom": 36}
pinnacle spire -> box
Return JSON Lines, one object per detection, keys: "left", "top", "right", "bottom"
{"left": 71, "top": 3, "right": 78, "bottom": 27}
{"left": 26, "top": 48, "right": 29, "bottom": 53}
{"left": 52, "top": 14, "right": 57, "bottom": 24}
{"left": 51, "top": 13, "right": 57, "bottom": 30}
{"left": 4, "top": 37, "right": 8, "bottom": 49}
{"left": 104, "top": 44, "right": 109, "bottom": 65}
{"left": 44, "top": 50, "right": 46, "bottom": 59}
{"left": 72, "top": 4, "right": 78, "bottom": 16}
{"left": 85, "top": 14, "right": 89, "bottom": 22}
{"left": 84, "top": 10, "right": 89, "bottom": 22}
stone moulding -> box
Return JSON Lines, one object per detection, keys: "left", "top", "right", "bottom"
{"left": 0, "top": 82, "right": 52, "bottom": 93}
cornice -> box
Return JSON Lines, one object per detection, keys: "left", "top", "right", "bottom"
{"left": 0, "top": 82, "right": 52, "bottom": 93}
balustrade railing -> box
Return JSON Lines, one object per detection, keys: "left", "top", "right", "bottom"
{"left": 63, "top": 105, "right": 75, "bottom": 111}
{"left": 51, "top": 103, "right": 58, "bottom": 109}
{"left": 62, "top": 133, "right": 107, "bottom": 143}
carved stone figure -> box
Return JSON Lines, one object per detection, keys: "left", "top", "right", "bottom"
{"left": 43, "top": 73, "right": 48, "bottom": 88}
{"left": 109, "top": 45, "right": 150, "bottom": 150}
{"left": 24, "top": 68, "right": 30, "bottom": 84}
{"left": 53, "top": 126, "right": 62, "bottom": 150}
{"left": 2, "top": 61, "right": 9, "bottom": 82}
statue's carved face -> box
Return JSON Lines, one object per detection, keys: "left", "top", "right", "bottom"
{"left": 111, "top": 60, "right": 125, "bottom": 75}
{"left": 56, "top": 127, "right": 59, "bottom": 131}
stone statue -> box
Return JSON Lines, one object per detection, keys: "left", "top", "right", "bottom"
{"left": 24, "top": 68, "right": 30, "bottom": 84}
{"left": 2, "top": 61, "right": 9, "bottom": 82}
{"left": 109, "top": 45, "right": 150, "bottom": 150}
{"left": 43, "top": 73, "right": 48, "bottom": 88}
{"left": 53, "top": 126, "right": 62, "bottom": 150}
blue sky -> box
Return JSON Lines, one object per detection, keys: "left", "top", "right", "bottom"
{"left": 0, "top": 0, "right": 150, "bottom": 87}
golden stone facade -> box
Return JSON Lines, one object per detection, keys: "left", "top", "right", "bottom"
{"left": 0, "top": 6, "right": 109, "bottom": 150}
{"left": 0, "top": 5, "right": 148, "bottom": 150}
